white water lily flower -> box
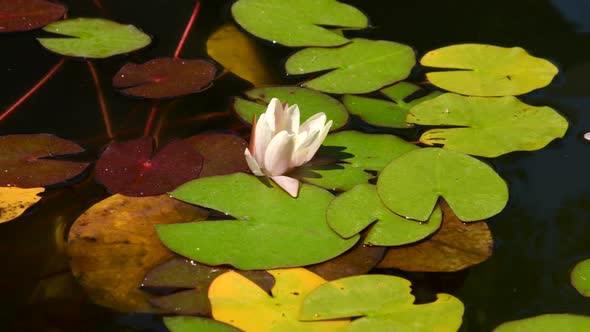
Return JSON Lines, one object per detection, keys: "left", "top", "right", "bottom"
{"left": 244, "top": 98, "right": 332, "bottom": 197}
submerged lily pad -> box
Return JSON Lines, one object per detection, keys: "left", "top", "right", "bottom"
{"left": 571, "top": 258, "right": 590, "bottom": 297}
{"left": 300, "top": 274, "right": 464, "bottom": 332}
{"left": 0, "top": 0, "right": 67, "bottom": 32}
{"left": 343, "top": 82, "right": 441, "bottom": 128}
{"left": 0, "top": 186, "right": 44, "bottom": 223}
{"left": 407, "top": 93, "right": 568, "bottom": 157}
{"left": 377, "top": 148, "right": 508, "bottom": 222}
{"left": 67, "top": 194, "right": 208, "bottom": 312}
{"left": 38, "top": 18, "right": 151, "bottom": 58}
{"left": 183, "top": 133, "right": 249, "bottom": 178}
{"left": 377, "top": 200, "right": 493, "bottom": 272}
{"left": 233, "top": 86, "right": 348, "bottom": 131}
{"left": 308, "top": 240, "right": 386, "bottom": 281}
{"left": 231, "top": 0, "right": 368, "bottom": 47}
{"left": 296, "top": 131, "right": 417, "bottom": 191}
{"left": 421, "top": 44, "right": 558, "bottom": 96}
{"left": 0, "top": 134, "right": 89, "bottom": 188}
{"left": 327, "top": 184, "right": 442, "bottom": 246}
{"left": 285, "top": 38, "right": 415, "bottom": 94}
{"left": 157, "top": 173, "right": 358, "bottom": 269}
{"left": 112, "top": 58, "right": 217, "bottom": 98}
{"left": 164, "top": 317, "right": 241, "bottom": 332}
{"left": 494, "top": 314, "right": 590, "bottom": 331}
{"left": 95, "top": 137, "right": 204, "bottom": 196}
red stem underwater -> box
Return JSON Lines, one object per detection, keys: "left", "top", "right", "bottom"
{"left": 0, "top": 59, "right": 65, "bottom": 122}
{"left": 144, "top": 101, "right": 160, "bottom": 138}
{"left": 86, "top": 61, "right": 114, "bottom": 140}
{"left": 173, "top": 0, "right": 202, "bottom": 58}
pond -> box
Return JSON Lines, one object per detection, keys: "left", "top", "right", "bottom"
{"left": 1, "top": 0, "right": 590, "bottom": 331}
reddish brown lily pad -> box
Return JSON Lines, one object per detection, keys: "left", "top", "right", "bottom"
{"left": 376, "top": 201, "right": 493, "bottom": 272}
{"left": 308, "top": 240, "right": 386, "bottom": 281}
{"left": 112, "top": 58, "right": 217, "bottom": 99}
{"left": 0, "top": 0, "right": 66, "bottom": 32}
{"left": 67, "top": 194, "right": 208, "bottom": 312}
{"left": 0, "top": 134, "right": 89, "bottom": 188}
{"left": 95, "top": 137, "right": 204, "bottom": 196}
{"left": 184, "top": 133, "right": 249, "bottom": 178}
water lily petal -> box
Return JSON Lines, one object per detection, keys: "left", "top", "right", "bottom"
{"left": 299, "top": 112, "right": 327, "bottom": 135}
{"left": 293, "top": 120, "right": 333, "bottom": 165}
{"left": 271, "top": 175, "right": 300, "bottom": 197}
{"left": 264, "top": 98, "right": 282, "bottom": 132}
{"left": 264, "top": 131, "right": 295, "bottom": 176}
{"left": 254, "top": 114, "right": 273, "bottom": 164}
{"left": 244, "top": 148, "right": 264, "bottom": 176}
{"left": 286, "top": 104, "right": 300, "bottom": 134}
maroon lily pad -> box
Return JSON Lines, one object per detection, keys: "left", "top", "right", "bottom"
{"left": 95, "top": 137, "right": 204, "bottom": 196}
{"left": 112, "top": 58, "right": 217, "bottom": 99}
{"left": 184, "top": 133, "right": 249, "bottom": 178}
{"left": 0, "top": 0, "right": 66, "bottom": 32}
{"left": 0, "top": 134, "right": 89, "bottom": 187}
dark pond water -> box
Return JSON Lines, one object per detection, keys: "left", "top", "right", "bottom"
{"left": 1, "top": 0, "right": 590, "bottom": 331}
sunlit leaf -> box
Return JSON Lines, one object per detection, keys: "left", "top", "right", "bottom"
{"left": 285, "top": 38, "right": 415, "bottom": 94}
{"left": 207, "top": 22, "right": 276, "bottom": 86}
{"left": 295, "top": 131, "right": 417, "bottom": 191}
{"left": 0, "top": 0, "right": 66, "bottom": 32}
{"left": 377, "top": 200, "right": 493, "bottom": 271}
{"left": 342, "top": 82, "right": 442, "bottom": 128}
{"left": 164, "top": 316, "right": 241, "bottom": 332}
{"left": 407, "top": 93, "right": 568, "bottom": 157}
{"left": 95, "top": 137, "right": 204, "bottom": 196}
{"left": 421, "top": 44, "right": 558, "bottom": 96}
{"left": 67, "top": 194, "right": 208, "bottom": 312}
{"left": 184, "top": 133, "right": 250, "bottom": 178}
{"left": 327, "top": 184, "right": 442, "bottom": 245}
{"left": 0, "top": 134, "right": 89, "bottom": 188}
{"left": 231, "top": 0, "right": 367, "bottom": 47}
{"left": 157, "top": 173, "right": 358, "bottom": 269}
{"left": 377, "top": 148, "right": 508, "bottom": 222}
{"left": 113, "top": 58, "right": 217, "bottom": 98}
{"left": 571, "top": 258, "right": 590, "bottom": 297}
{"left": 209, "top": 268, "right": 350, "bottom": 331}
{"left": 38, "top": 18, "right": 151, "bottom": 58}
{"left": 301, "top": 274, "right": 464, "bottom": 332}
{"left": 0, "top": 186, "right": 44, "bottom": 223}
{"left": 233, "top": 86, "right": 348, "bottom": 131}
{"left": 493, "top": 314, "right": 590, "bottom": 331}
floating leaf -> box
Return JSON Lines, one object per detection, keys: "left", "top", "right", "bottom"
{"left": 164, "top": 316, "right": 241, "bottom": 332}
{"left": 571, "top": 258, "right": 590, "bottom": 297}
{"left": 207, "top": 22, "right": 276, "bottom": 86}
{"left": 407, "top": 93, "right": 568, "bottom": 157}
{"left": 327, "top": 184, "right": 442, "bottom": 246}
{"left": 301, "top": 274, "right": 464, "bottom": 331}
{"left": 183, "top": 133, "right": 249, "bottom": 178}
{"left": 112, "top": 58, "right": 217, "bottom": 98}
{"left": 157, "top": 173, "right": 358, "bottom": 269}
{"left": 421, "top": 44, "right": 558, "bottom": 96}
{"left": 285, "top": 38, "right": 415, "bottom": 94}
{"left": 0, "top": 134, "right": 89, "bottom": 188}
{"left": 494, "top": 314, "right": 590, "bottom": 331}
{"left": 377, "top": 148, "right": 508, "bottom": 222}
{"left": 67, "top": 194, "right": 208, "bottom": 312}
{"left": 0, "top": 0, "right": 67, "bottom": 32}
{"left": 343, "top": 82, "right": 441, "bottom": 128}
{"left": 0, "top": 186, "right": 44, "bottom": 223}
{"left": 296, "top": 131, "right": 417, "bottom": 191}
{"left": 95, "top": 137, "right": 204, "bottom": 196}
{"left": 38, "top": 18, "right": 151, "bottom": 58}
{"left": 209, "top": 268, "right": 350, "bottom": 331}
{"left": 233, "top": 86, "right": 348, "bottom": 131}
{"left": 231, "top": 0, "right": 367, "bottom": 47}
{"left": 377, "top": 200, "right": 493, "bottom": 271}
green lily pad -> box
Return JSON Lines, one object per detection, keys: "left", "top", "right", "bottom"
{"left": 494, "top": 314, "right": 590, "bottom": 331}
{"left": 421, "top": 44, "right": 558, "bottom": 96}
{"left": 407, "top": 93, "right": 568, "bottom": 157}
{"left": 343, "top": 82, "right": 441, "bottom": 128}
{"left": 327, "top": 184, "right": 442, "bottom": 246}
{"left": 233, "top": 86, "right": 348, "bottom": 131}
{"left": 377, "top": 148, "right": 508, "bottom": 222}
{"left": 300, "top": 275, "right": 464, "bottom": 332}
{"left": 157, "top": 173, "right": 358, "bottom": 270}
{"left": 285, "top": 38, "right": 416, "bottom": 94}
{"left": 164, "top": 316, "right": 241, "bottom": 332}
{"left": 295, "top": 131, "right": 417, "bottom": 191}
{"left": 571, "top": 258, "right": 590, "bottom": 297}
{"left": 37, "top": 18, "right": 151, "bottom": 58}
{"left": 231, "top": 0, "right": 368, "bottom": 47}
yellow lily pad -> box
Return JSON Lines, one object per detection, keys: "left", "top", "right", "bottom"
{"left": 0, "top": 186, "right": 44, "bottom": 223}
